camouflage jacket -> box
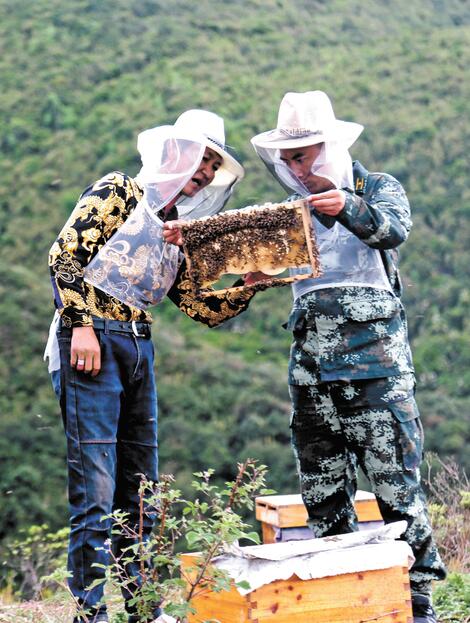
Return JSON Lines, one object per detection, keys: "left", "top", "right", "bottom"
{"left": 49, "top": 172, "right": 256, "bottom": 328}
{"left": 287, "top": 161, "right": 415, "bottom": 385}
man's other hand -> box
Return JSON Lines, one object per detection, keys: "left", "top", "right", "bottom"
{"left": 71, "top": 326, "right": 101, "bottom": 376}
{"left": 163, "top": 221, "right": 184, "bottom": 246}
{"left": 307, "top": 189, "right": 346, "bottom": 216}
{"left": 243, "top": 271, "right": 272, "bottom": 286}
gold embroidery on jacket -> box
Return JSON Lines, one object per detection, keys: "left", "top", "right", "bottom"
{"left": 176, "top": 271, "right": 253, "bottom": 327}
{"left": 62, "top": 288, "right": 89, "bottom": 310}
{"left": 53, "top": 251, "right": 83, "bottom": 284}
{"left": 50, "top": 172, "right": 252, "bottom": 327}
{"left": 60, "top": 227, "right": 79, "bottom": 255}
{"left": 49, "top": 241, "right": 62, "bottom": 266}
{"left": 82, "top": 228, "right": 101, "bottom": 254}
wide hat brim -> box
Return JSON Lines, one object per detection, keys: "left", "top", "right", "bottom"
{"left": 173, "top": 109, "right": 245, "bottom": 183}
{"left": 205, "top": 137, "right": 245, "bottom": 183}
{"left": 251, "top": 119, "right": 363, "bottom": 151}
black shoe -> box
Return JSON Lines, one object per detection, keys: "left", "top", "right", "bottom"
{"left": 412, "top": 594, "right": 437, "bottom": 623}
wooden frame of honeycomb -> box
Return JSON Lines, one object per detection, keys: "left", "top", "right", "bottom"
{"left": 180, "top": 199, "right": 321, "bottom": 297}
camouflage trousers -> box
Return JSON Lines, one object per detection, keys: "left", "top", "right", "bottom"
{"left": 289, "top": 376, "right": 447, "bottom": 594}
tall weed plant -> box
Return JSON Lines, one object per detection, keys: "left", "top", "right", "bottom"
{"left": 42, "top": 459, "right": 272, "bottom": 623}
{"left": 425, "top": 454, "right": 470, "bottom": 622}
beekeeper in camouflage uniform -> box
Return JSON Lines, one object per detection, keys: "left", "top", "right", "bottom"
{"left": 251, "top": 91, "right": 446, "bottom": 623}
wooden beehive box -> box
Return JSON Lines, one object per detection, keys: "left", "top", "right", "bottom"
{"left": 180, "top": 199, "right": 321, "bottom": 297}
{"left": 181, "top": 541, "right": 412, "bottom": 623}
{"left": 255, "top": 492, "right": 382, "bottom": 544}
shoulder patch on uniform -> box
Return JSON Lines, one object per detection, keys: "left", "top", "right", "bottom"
{"left": 355, "top": 176, "right": 366, "bottom": 193}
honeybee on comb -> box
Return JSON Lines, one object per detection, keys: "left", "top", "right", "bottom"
{"left": 180, "top": 199, "right": 321, "bottom": 297}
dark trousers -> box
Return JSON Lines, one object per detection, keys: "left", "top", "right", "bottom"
{"left": 289, "top": 379, "right": 447, "bottom": 595}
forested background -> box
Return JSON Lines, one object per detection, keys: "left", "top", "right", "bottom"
{"left": 0, "top": 0, "right": 469, "bottom": 556}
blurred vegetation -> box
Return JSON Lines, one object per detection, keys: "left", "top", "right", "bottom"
{"left": 1, "top": 524, "right": 69, "bottom": 601}
{"left": 0, "top": 0, "right": 469, "bottom": 573}
{"left": 426, "top": 455, "right": 469, "bottom": 574}
{"left": 434, "top": 573, "right": 470, "bottom": 622}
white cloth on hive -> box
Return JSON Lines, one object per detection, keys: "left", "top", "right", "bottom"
{"left": 152, "top": 614, "right": 177, "bottom": 623}
{"left": 213, "top": 521, "right": 414, "bottom": 595}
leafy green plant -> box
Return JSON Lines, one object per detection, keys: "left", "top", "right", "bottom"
{"left": 1, "top": 524, "right": 68, "bottom": 600}
{"left": 117, "top": 460, "right": 271, "bottom": 622}
{"left": 45, "top": 460, "right": 272, "bottom": 623}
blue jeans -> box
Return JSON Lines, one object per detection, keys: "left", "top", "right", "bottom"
{"left": 53, "top": 326, "right": 161, "bottom": 623}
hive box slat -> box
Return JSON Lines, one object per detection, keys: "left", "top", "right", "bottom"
{"left": 256, "top": 491, "right": 381, "bottom": 527}
{"left": 181, "top": 554, "right": 412, "bottom": 623}
{"left": 256, "top": 492, "right": 383, "bottom": 544}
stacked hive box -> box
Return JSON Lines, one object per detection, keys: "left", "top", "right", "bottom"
{"left": 255, "top": 491, "right": 383, "bottom": 544}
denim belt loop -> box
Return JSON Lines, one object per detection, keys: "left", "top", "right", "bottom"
{"left": 104, "top": 319, "right": 109, "bottom": 335}
{"left": 131, "top": 320, "right": 147, "bottom": 338}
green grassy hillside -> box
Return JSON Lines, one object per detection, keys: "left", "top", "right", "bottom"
{"left": 0, "top": 0, "right": 469, "bottom": 549}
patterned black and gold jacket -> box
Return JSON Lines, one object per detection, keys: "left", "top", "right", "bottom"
{"left": 49, "top": 171, "right": 256, "bottom": 328}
